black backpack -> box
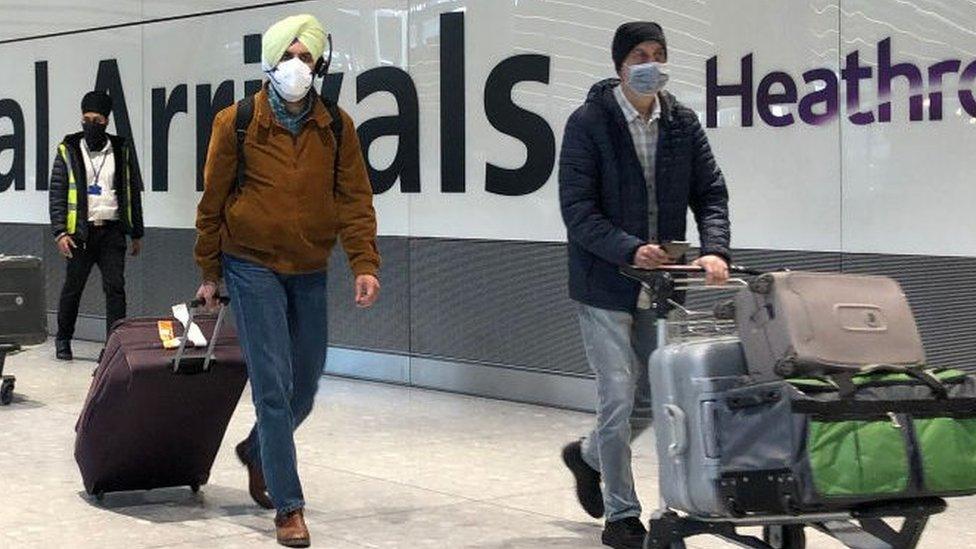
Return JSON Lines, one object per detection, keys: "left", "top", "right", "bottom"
{"left": 233, "top": 93, "right": 344, "bottom": 191}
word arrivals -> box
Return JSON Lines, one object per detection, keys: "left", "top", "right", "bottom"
{"left": 0, "top": 12, "right": 555, "bottom": 197}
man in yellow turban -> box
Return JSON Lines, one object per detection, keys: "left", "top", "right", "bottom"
{"left": 194, "top": 13, "right": 381, "bottom": 547}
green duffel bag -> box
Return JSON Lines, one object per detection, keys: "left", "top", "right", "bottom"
{"left": 712, "top": 366, "right": 976, "bottom": 515}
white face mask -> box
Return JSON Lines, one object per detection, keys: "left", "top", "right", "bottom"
{"left": 625, "top": 62, "right": 669, "bottom": 96}
{"left": 267, "top": 57, "right": 314, "bottom": 102}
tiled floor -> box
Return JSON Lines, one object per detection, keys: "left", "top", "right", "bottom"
{"left": 1, "top": 340, "right": 974, "bottom": 548}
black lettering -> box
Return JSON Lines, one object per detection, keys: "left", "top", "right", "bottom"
{"left": 440, "top": 11, "right": 465, "bottom": 192}
{"left": 0, "top": 99, "right": 26, "bottom": 193}
{"left": 35, "top": 61, "right": 49, "bottom": 191}
{"left": 94, "top": 59, "right": 141, "bottom": 180}
{"left": 151, "top": 85, "right": 188, "bottom": 192}
{"left": 484, "top": 54, "right": 555, "bottom": 195}
{"left": 356, "top": 67, "right": 420, "bottom": 194}
{"left": 195, "top": 81, "right": 235, "bottom": 191}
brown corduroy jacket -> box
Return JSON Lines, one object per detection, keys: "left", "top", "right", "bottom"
{"left": 194, "top": 87, "right": 380, "bottom": 282}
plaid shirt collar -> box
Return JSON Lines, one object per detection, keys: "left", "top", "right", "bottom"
{"left": 614, "top": 85, "right": 661, "bottom": 125}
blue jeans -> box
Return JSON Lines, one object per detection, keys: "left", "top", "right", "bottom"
{"left": 578, "top": 304, "right": 657, "bottom": 522}
{"left": 222, "top": 254, "right": 329, "bottom": 515}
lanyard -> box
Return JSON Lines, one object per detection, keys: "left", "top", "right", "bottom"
{"left": 84, "top": 142, "right": 110, "bottom": 190}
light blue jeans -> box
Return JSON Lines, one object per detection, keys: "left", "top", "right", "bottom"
{"left": 222, "top": 254, "right": 329, "bottom": 515}
{"left": 578, "top": 304, "right": 657, "bottom": 522}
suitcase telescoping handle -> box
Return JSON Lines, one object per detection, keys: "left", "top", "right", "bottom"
{"left": 172, "top": 296, "right": 231, "bottom": 375}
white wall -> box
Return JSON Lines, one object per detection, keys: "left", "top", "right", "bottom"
{"left": 1, "top": 0, "right": 974, "bottom": 255}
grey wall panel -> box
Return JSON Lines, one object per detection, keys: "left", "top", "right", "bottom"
{"left": 841, "top": 253, "right": 976, "bottom": 370}
{"left": 0, "top": 223, "right": 46, "bottom": 256}
{"left": 409, "top": 238, "right": 588, "bottom": 376}
{"left": 134, "top": 227, "right": 202, "bottom": 315}
{"left": 327, "top": 236, "right": 410, "bottom": 353}
{"left": 6, "top": 220, "right": 976, "bottom": 387}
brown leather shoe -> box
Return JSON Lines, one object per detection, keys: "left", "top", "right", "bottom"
{"left": 275, "top": 509, "right": 311, "bottom": 547}
{"left": 235, "top": 440, "right": 274, "bottom": 509}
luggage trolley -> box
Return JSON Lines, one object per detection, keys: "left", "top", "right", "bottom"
{"left": 620, "top": 265, "right": 947, "bottom": 549}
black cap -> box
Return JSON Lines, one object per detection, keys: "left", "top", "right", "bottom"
{"left": 81, "top": 91, "right": 112, "bottom": 118}
{"left": 612, "top": 22, "right": 667, "bottom": 71}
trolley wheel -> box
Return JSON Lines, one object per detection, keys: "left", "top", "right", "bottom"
{"left": 0, "top": 379, "right": 14, "bottom": 405}
{"left": 763, "top": 525, "right": 806, "bottom": 549}
{"left": 750, "top": 273, "right": 775, "bottom": 295}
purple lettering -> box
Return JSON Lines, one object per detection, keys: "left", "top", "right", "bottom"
{"left": 927, "top": 60, "right": 961, "bottom": 120}
{"left": 878, "top": 37, "right": 924, "bottom": 122}
{"left": 841, "top": 50, "right": 875, "bottom": 125}
{"left": 706, "top": 54, "right": 753, "bottom": 128}
{"left": 757, "top": 71, "right": 797, "bottom": 127}
{"left": 798, "top": 68, "right": 839, "bottom": 125}
{"left": 959, "top": 60, "right": 976, "bottom": 117}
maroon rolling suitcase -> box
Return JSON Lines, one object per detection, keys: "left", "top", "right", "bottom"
{"left": 74, "top": 298, "right": 247, "bottom": 499}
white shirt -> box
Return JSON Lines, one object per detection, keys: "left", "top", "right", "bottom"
{"left": 80, "top": 140, "right": 118, "bottom": 223}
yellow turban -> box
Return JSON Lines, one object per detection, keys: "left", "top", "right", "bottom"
{"left": 261, "top": 14, "right": 327, "bottom": 71}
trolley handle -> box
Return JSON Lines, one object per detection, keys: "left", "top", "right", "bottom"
{"left": 620, "top": 264, "right": 758, "bottom": 292}
{"left": 172, "top": 296, "right": 231, "bottom": 374}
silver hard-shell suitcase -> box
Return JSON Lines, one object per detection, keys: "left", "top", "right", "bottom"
{"left": 650, "top": 336, "right": 748, "bottom": 516}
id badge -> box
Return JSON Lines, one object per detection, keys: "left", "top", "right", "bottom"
{"left": 87, "top": 184, "right": 102, "bottom": 196}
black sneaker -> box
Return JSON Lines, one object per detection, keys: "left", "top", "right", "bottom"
{"left": 55, "top": 340, "right": 73, "bottom": 361}
{"left": 602, "top": 517, "right": 647, "bottom": 549}
{"left": 561, "top": 440, "right": 604, "bottom": 518}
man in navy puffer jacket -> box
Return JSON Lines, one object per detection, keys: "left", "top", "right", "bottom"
{"left": 559, "top": 22, "right": 731, "bottom": 549}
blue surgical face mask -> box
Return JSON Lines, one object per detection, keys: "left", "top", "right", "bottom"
{"left": 625, "top": 62, "right": 669, "bottom": 96}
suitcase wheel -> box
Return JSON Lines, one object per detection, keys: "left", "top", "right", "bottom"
{"left": 750, "top": 274, "right": 775, "bottom": 295}
{"left": 190, "top": 484, "right": 201, "bottom": 494}
{"left": 763, "top": 525, "right": 806, "bottom": 549}
{"left": 94, "top": 491, "right": 105, "bottom": 503}
{"left": 0, "top": 379, "right": 14, "bottom": 405}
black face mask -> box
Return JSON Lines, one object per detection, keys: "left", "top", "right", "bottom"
{"left": 82, "top": 121, "right": 108, "bottom": 151}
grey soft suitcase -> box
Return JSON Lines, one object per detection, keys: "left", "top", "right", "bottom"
{"left": 650, "top": 336, "right": 749, "bottom": 517}
{"left": 735, "top": 271, "right": 925, "bottom": 378}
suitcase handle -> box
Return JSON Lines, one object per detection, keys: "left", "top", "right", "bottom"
{"left": 188, "top": 296, "right": 231, "bottom": 308}
{"left": 172, "top": 297, "right": 230, "bottom": 375}
{"left": 833, "top": 365, "right": 949, "bottom": 400}
{"left": 663, "top": 404, "right": 688, "bottom": 457}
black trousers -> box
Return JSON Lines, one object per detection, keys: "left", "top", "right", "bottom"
{"left": 56, "top": 222, "right": 127, "bottom": 341}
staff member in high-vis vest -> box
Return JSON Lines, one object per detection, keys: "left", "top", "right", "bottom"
{"left": 49, "top": 91, "right": 145, "bottom": 361}
{"left": 194, "top": 14, "right": 380, "bottom": 547}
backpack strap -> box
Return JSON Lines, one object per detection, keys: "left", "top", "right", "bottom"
{"left": 233, "top": 95, "right": 255, "bottom": 191}
{"left": 233, "top": 93, "right": 342, "bottom": 193}
{"left": 321, "top": 97, "right": 344, "bottom": 194}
